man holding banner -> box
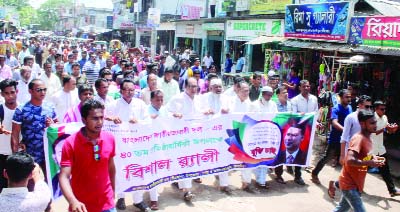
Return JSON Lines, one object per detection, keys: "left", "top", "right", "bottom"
{"left": 59, "top": 99, "right": 117, "bottom": 212}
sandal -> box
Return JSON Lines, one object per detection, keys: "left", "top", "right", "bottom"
{"left": 328, "top": 181, "right": 336, "bottom": 198}
{"left": 150, "top": 201, "right": 159, "bottom": 210}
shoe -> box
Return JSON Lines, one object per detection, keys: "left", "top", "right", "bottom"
{"left": 171, "top": 182, "right": 179, "bottom": 189}
{"left": 150, "top": 201, "right": 159, "bottom": 210}
{"left": 287, "top": 167, "right": 294, "bottom": 175}
{"left": 294, "top": 177, "right": 306, "bottom": 186}
{"left": 116, "top": 198, "right": 126, "bottom": 210}
{"left": 368, "top": 167, "right": 380, "bottom": 174}
{"left": 328, "top": 180, "right": 336, "bottom": 199}
{"left": 390, "top": 189, "right": 400, "bottom": 197}
{"left": 311, "top": 174, "right": 321, "bottom": 185}
{"left": 134, "top": 201, "right": 150, "bottom": 212}
{"left": 243, "top": 184, "right": 257, "bottom": 194}
{"left": 194, "top": 178, "right": 202, "bottom": 183}
{"left": 275, "top": 176, "right": 286, "bottom": 184}
{"left": 183, "top": 191, "right": 195, "bottom": 202}
{"left": 255, "top": 182, "right": 270, "bottom": 189}
{"left": 220, "top": 186, "right": 233, "bottom": 195}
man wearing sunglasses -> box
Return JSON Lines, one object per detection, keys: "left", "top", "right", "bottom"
{"left": 59, "top": 99, "right": 117, "bottom": 212}
{"left": 370, "top": 101, "right": 400, "bottom": 197}
{"left": 11, "top": 79, "right": 58, "bottom": 188}
{"left": 328, "top": 95, "right": 372, "bottom": 198}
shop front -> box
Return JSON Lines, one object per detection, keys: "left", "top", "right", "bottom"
{"left": 156, "top": 22, "right": 176, "bottom": 54}
{"left": 225, "top": 19, "right": 284, "bottom": 73}
{"left": 202, "top": 22, "right": 225, "bottom": 71}
{"left": 174, "top": 22, "right": 206, "bottom": 59}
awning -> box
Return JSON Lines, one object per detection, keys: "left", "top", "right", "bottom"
{"left": 282, "top": 39, "right": 400, "bottom": 56}
{"left": 245, "top": 36, "right": 286, "bottom": 45}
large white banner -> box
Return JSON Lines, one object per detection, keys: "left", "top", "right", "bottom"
{"left": 45, "top": 112, "right": 317, "bottom": 197}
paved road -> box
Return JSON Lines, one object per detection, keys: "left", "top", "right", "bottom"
{"left": 53, "top": 135, "right": 400, "bottom": 212}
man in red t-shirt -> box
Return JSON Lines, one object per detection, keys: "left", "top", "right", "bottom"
{"left": 59, "top": 99, "right": 116, "bottom": 212}
{"left": 333, "top": 110, "right": 385, "bottom": 212}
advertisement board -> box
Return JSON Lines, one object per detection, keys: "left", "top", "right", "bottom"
{"left": 250, "top": 0, "right": 292, "bottom": 15}
{"left": 349, "top": 16, "right": 400, "bottom": 48}
{"left": 226, "top": 19, "right": 283, "bottom": 41}
{"left": 284, "top": 1, "right": 353, "bottom": 42}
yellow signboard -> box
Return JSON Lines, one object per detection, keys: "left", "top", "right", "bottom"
{"left": 250, "top": 0, "right": 292, "bottom": 15}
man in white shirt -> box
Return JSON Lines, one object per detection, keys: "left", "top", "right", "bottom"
{"left": 199, "top": 78, "right": 232, "bottom": 195}
{"left": 40, "top": 62, "right": 61, "bottom": 101}
{"left": 202, "top": 52, "right": 214, "bottom": 70}
{"left": 253, "top": 86, "right": 278, "bottom": 189}
{"left": 223, "top": 76, "right": 244, "bottom": 98}
{"left": 370, "top": 101, "right": 400, "bottom": 197}
{"left": 291, "top": 80, "right": 318, "bottom": 186}
{"left": 106, "top": 79, "right": 150, "bottom": 211}
{"left": 159, "top": 68, "right": 180, "bottom": 105}
{"left": 94, "top": 78, "right": 114, "bottom": 106}
{"left": 166, "top": 77, "right": 200, "bottom": 201}
{"left": 0, "top": 153, "right": 51, "bottom": 212}
{"left": 0, "top": 79, "right": 19, "bottom": 192}
{"left": 291, "top": 80, "right": 318, "bottom": 113}
{"left": 50, "top": 76, "right": 78, "bottom": 122}
{"left": 16, "top": 66, "right": 32, "bottom": 105}
{"left": 141, "top": 73, "right": 158, "bottom": 105}
{"left": 18, "top": 45, "right": 31, "bottom": 65}
{"left": 228, "top": 81, "right": 258, "bottom": 193}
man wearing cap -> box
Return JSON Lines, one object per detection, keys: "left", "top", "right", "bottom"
{"left": 267, "top": 70, "right": 280, "bottom": 102}
{"left": 159, "top": 67, "right": 180, "bottom": 104}
{"left": 18, "top": 45, "right": 31, "bottom": 65}
{"left": 253, "top": 85, "right": 278, "bottom": 189}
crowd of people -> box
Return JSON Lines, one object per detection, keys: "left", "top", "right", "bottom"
{"left": 0, "top": 37, "right": 399, "bottom": 212}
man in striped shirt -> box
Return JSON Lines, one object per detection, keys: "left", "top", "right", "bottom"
{"left": 82, "top": 52, "right": 101, "bottom": 86}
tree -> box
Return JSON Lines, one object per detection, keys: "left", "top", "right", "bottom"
{"left": 2, "top": 0, "right": 37, "bottom": 27}
{"left": 36, "top": 0, "right": 73, "bottom": 31}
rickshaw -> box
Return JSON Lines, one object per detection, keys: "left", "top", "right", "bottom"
{"left": 94, "top": 40, "right": 108, "bottom": 51}
{"left": 110, "top": 39, "right": 124, "bottom": 52}
{"left": 0, "top": 40, "right": 16, "bottom": 55}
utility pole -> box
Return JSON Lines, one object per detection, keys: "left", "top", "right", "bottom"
{"left": 150, "top": 0, "right": 157, "bottom": 58}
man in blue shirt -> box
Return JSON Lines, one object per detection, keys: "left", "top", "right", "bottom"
{"left": 311, "top": 89, "right": 352, "bottom": 184}
{"left": 236, "top": 55, "right": 245, "bottom": 73}
{"left": 224, "top": 53, "right": 233, "bottom": 73}
{"left": 11, "top": 79, "right": 58, "bottom": 179}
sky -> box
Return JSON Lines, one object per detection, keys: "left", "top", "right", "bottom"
{"left": 29, "top": 0, "right": 113, "bottom": 9}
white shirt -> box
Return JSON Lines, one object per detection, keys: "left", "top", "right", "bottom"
{"left": 16, "top": 80, "right": 31, "bottom": 105}
{"left": 159, "top": 78, "right": 180, "bottom": 105}
{"left": 108, "top": 97, "right": 148, "bottom": 122}
{"left": 140, "top": 87, "right": 153, "bottom": 105}
{"left": 0, "top": 181, "right": 51, "bottom": 212}
{"left": 223, "top": 86, "right": 236, "bottom": 98}
{"left": 291, "top": 93, "right": 318, "bottom": 113}
{"left": 230, "top": 96, "right": 257, "bottom": 113}
{"left": 256, "top": 99, "right": 278, "bottom": 113}
{"left": 200, "top": 92, "right": 230, "bottom": 115}
{"left": 40, "top": 72, "right": 62, "bottom": 101}
{"left": 202, "top": 56, "right": 214, "bottom": 68}
{"left": 0, "top": 104, "right": 16, "bottom": 155}
{"left": 51, "top": 89, "right": 79, "bottom": 122}
{"left": 93, "top": 95, "right": 114, "bottom": 107}
{"left": 167, "top": 92, "right": 201, "bottom": 119}
{"left": 371, "top": 112, "right": 388, "bottom": 155}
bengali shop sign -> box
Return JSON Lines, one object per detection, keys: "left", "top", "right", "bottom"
{"left": 45, "top": 113, "right": 316, "bottom": 198}
{"left": 349, "top": 16, "right": 400, "bottom": 48}
{"left": 285, "top": 1, "right": 353, "bottom": 42}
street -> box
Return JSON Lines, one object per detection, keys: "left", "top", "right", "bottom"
{"left": 53, "top": 135, "right": 400, "bottom": 212}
